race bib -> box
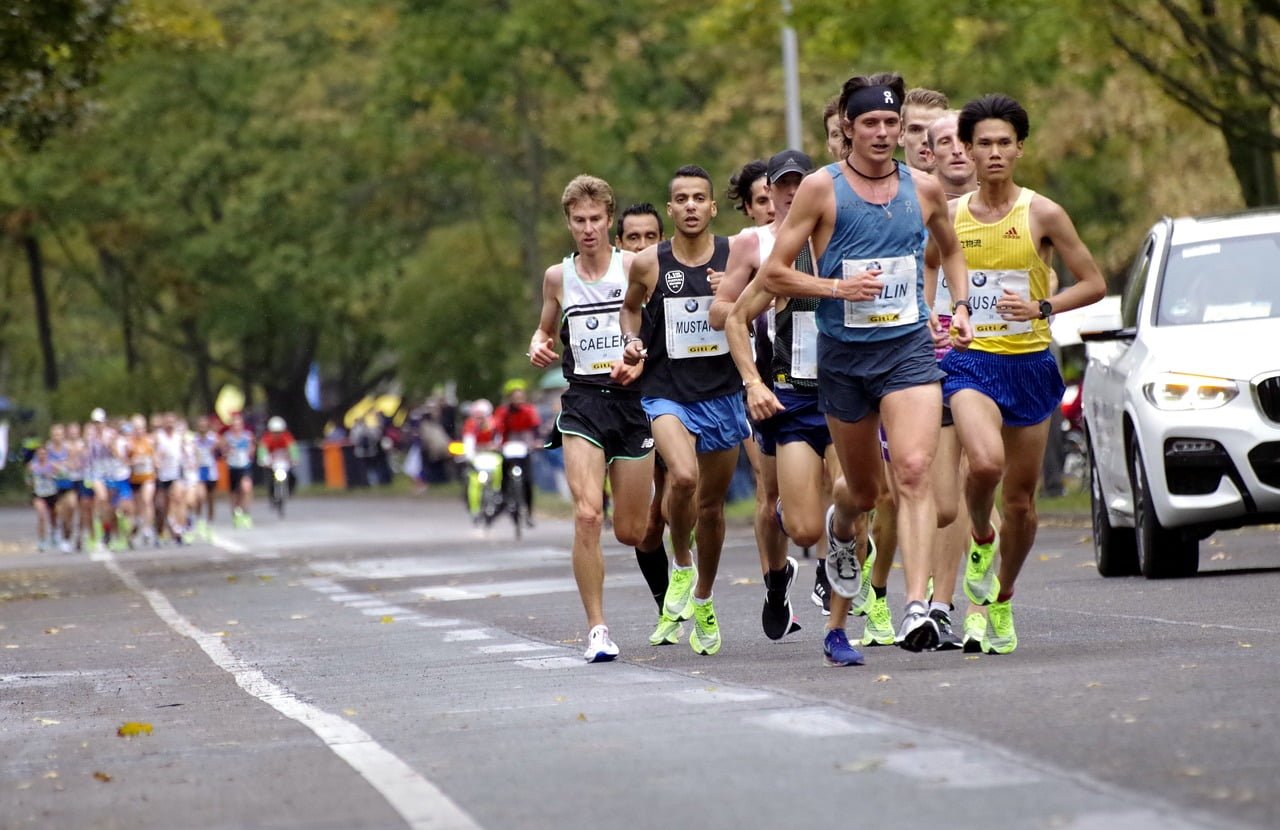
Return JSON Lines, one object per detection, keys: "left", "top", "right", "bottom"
{"left": 568, "top": 311, "right": 624, "bottom": 375}
{"left": 664, "top": 296, "right": 728, "bottom": 359}
{"left": 968, "top": 269, "right": 1032, "bottom": 338}
{"left": 840, "top": 255, "right": 919, "bottom": 328}
{"left": 934, "top": 267, "right": 954, "bottom": 316}
{"left": 790, "top": 311, "right": 818, "bottom": 379}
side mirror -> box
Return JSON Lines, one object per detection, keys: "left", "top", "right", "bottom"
{"left": 1080, "top": 327, "right": 1137, "bottom": 343}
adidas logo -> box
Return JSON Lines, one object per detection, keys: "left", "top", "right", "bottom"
{"left": 1003, "top": 227, "right": 1020, "bottom": 239}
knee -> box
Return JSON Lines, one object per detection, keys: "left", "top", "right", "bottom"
{"left": 966, "top": 455, "right": 1003, "bottom": 492}
{"left": 788, "top": 515, "right": 823, "bottom": 548}
{"left": 574, "top": 505, "right": 605, "bottom": 534}
{"left": 613, "top": 517, "right": 646, "bottom": 548}
{"left": 1002, "top": 489, "right": 1036, "bottom": 524}
{"left": 666, "top": 469, "right": 697, "bottom": 498}
{"left": 892, "top": 452, "right": 933, "bottom": 495}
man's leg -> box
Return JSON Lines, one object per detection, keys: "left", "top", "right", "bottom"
{"left": 775, "top": 441, "right": 828, "bottom": 550}
{"left": 753, "top": 450, "right": 787, "bottom": 574}
{"left": 607, "top": 454, "right": 655, "bottom": 550}
{"left": 691, "top": 446, "right": 740, "bottom": 599}
{"left": 950, "top": 389, "right": 1005, "bottom": 540}
{"left": 880, "top": 383, "right": 942, "bottom": 604}
{"left": 634, "top": 463, "right": 669, "bottom": 613}
{"left": 929, "top": 425, "right": 967, "bottom": 605}
{"left": 563, "top": 436, "right": 609, "bottom": 629}
{"left": 996, "top": 420, "right": 1052, "bottom": 595}
{"left": 651, "top": 415, "right": 698, "bottom": 570}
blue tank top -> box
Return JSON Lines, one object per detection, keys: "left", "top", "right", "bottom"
{"left": 815, "top": 161, "right": 929, "bottom": 343}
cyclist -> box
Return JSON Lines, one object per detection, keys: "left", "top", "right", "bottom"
{"left": 461, "top": 399, "right": 502, "bottom": 521}
{"left": 494, "top": 380, "right": 541, "bottom": 526}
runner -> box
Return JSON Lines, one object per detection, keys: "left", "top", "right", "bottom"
{"left": 528, "top": 174, "right": 655, "bottom": 663}
{"left": 154, "top": 413, "right": 186, "bottom": 542}
{"left": 940, "top": 93, "right": 1106, "bottom": 653}
{"left": 221, "top": 414, "right": 256, "bottom": 529}
{"left": 899, "top": 87, "right": 949, "bottom": 174}
{"left": 621, "top": 164, "right": 748, "bottom": 656}
{"left": 759, "top": 73, "right": 973, "bottom": 652}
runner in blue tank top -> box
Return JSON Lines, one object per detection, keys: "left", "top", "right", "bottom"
{"left": 760, "top": 72, "right": 974, "bottom": 654}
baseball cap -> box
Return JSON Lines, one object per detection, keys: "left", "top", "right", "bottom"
{"left": 767, "top": 149, "right": 812, "bottom": 183}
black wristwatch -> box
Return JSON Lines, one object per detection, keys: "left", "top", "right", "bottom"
{"left": 951, "top": 299, "right": 971, "bottom": 315}
{"left": 1038, "top": 299, "right": 1054, "bottom": 319}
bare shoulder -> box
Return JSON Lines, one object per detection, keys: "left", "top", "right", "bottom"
{"left": 731, "top": 227, "right": 762, "bottom": 254}
{"left": 543, "top": 262, "right": 565, "bottom": 286}
{"left": 1028, "top": 191, "right": 1070, "bottom": 224}
{"left": 911, "top": 168, "right": 945, "bottom": 204}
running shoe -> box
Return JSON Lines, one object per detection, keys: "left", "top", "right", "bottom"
{"left": 983, "top": 599, "right": 1017, "bottom": 654}
{"left": 762, "top": 556, "right": 799, "bottom": 641}
{"left": 851, "top": 533, "right": 878, "bottom": 617}
{"left": 896, "top": 600, "right": 939, "bottom": 653}
{"left": 811, "top": 564, "right": 831, "bottom": 616}
{"left": 822, "top": 628, "right": 864, "bottom": 667}
{"left": 773, "top": 497, "right": 787, "bottom": 537}
{"left": 824, "top": 506, "right": 860, "bottom": 598}
{"left": 689, "top": 597, "right": 721, "bottom": 656}
{"left": 930, "top": 607, "right": 962, "bottom": 651}
{"left": 663, "top": 565, "right": 696, "bottom": 622}
{"left": 583, "top": 624, "right": 619, "bottom": 663}
{"left": 860, "top": 595, "right": 895, "bottom": 646}
{"left": 962, "top": 612, "right": 986, "bottom": 653}
{"left": 649, "top": 613, "right": 682, "bottom": 646}
{"left": 963, "top": 533, "right": 1000, "bottom": 605}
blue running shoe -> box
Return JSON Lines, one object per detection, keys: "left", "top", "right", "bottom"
{"left": 822, "top": 628, "right": 864, "bottom": 667}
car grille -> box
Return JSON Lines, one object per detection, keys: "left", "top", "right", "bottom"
{"left": 1248, "top": 442, "right": 1280, "bottom": 489}
{"left": 1255, "top": 375, "right": 1280, "bottom": 423}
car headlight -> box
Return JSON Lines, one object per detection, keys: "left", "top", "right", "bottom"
{"left": 1142, "top": 372, "right": 1240, "bottom": 410}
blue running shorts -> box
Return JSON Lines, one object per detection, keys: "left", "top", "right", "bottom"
{"left": 643, "top": 392, "right": 750, "bottom": 454}
{"left": 941, "top": 347, "right": 1064, "bottom": 427}
{"left": 818, "top": 326, "right": 945, "bottom": 424}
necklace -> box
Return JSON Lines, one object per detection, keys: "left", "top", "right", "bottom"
{"left": 846, "top": 159, "right": 896, "bottom": 219}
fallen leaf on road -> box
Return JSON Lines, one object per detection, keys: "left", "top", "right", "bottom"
{"left": 213, "top": 631, "right": 227, "bottom": 637}
{"left": 379, "top": 616, "right": 395, "bottom": 624}
{"left": 1180, "top": 663, "right": 1198, "bottom": 669}
{"left": 1086, "top": 682, "right": 1101, "bottom": 688}
{"left": 577, "top": 713, "right": 587, "bottom": 722}
{"left": 486, "top": 593, "right": 502, "bottom": 599}
{"left": 1076, "top": 535, "right": 1091, "bottom": 544}
{"left": 45, "top": 627, "right": 60, "bottom": 635}
{"left": 837, "top": 758, "right": 883, "bottom": 773}
{"left": 226, "top": 576, "right": 238, "bottom": 583}
{"left": 289, "top": 614, "right": 307, "bottom": 620}
{"left": 93, "top": 771, "right": 112, "bottom": 783}
{"left": 874, "top": 674, "right": 891, "bottom": 683}
{"left": 117, "top": 722, "right": 153, "bottom": 737}
{"left": 44, "top": 771, "right": 58, "bottom": 779}
{"left": 554, "top": 696, "right": 566, "bottom": 703}
{"left": 938, "top": 682, "right": 951, "bottom": 688}
{"left": 5, "top": 644, "right": 19, "bottom": 649}
{"left": 1238, "top": 642, "right": 1252, "bottom": 648}
{"left": 226, "top": 620, "right": 239, "bottom": 626}
{"left": 342, "top": 708, "right": 357, "bottom": 716}
{"left": 1210, "top": 552, "right": 1227, "bottom": 561}
{"left": 257, "top": 575, "right": 272, "bottom": 583}
{"left": 35, "top": 718, "right": 60, "bottom": 726}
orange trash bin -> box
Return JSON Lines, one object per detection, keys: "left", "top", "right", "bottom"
{"left": 322, "top": 440, "right": 347, "bottom": 489}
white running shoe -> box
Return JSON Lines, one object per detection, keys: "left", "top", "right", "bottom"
{"left": 583, "top": 625, "right": 619, "bottom": 663}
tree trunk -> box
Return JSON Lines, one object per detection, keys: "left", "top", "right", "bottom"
{"left": 22, "top": 235, "right": 58, "bottom": 391}
{"left": 1224, "top": 124, "right": 1279, "bottom": 207}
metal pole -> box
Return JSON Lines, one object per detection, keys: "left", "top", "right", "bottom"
{"left": 781, "top": 0, "right": 803, "bottom": 152}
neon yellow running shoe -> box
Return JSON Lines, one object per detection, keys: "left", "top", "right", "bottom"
{"left": 963, "top": 534, "right": 1000, "bottom": 606}
{"left": 860, "top": 595, "right": 895, "bottom": 646}
{"left": 648, "top": 613, "right": 682, "bottom": 646}
{"left": 851, "top": 533, "right": 877, "bottom": 617}
{"left": 983, "top": 599, "right": 1017, "bottom": 654}
{"left": 663, "top": 565, "right": 695, "bottom": 622}
{"left": 689, "top": 597, "right": 721, "bottom": 655}
{"left": 962, "top": 612, "right": 986, "bottom": 653}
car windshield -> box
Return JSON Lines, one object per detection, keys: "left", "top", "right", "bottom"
{"left": 1157, "top": 231, "right": 1280, "bottom": 326}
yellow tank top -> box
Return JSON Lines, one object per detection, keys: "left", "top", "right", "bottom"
{"left": 954, "top": 187, "right": 1051, "bottom": 355}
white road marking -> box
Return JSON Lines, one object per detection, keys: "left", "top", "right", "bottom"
{"left": 208, "top": 532, "right": 250, "bottom": 555}
{"left": 514, "top": 656, "right": 583, "bottom": 670}
{"left": 311, "top": 548, "right": 570, "bottom": 580}
{"left": 667, "top": 688, "right": 774, "bottom": 704}
{"left": 415, "top": 618, "right": 464, "bottom": 628}
{"left": 477, "top": 643, "right": 560, "bottom": 654}
{"left": 443, "top": 628, "right": 492, "bottom": 642}
{"left": 94, "top": 549, "right": 481, "bottom": 830}
{"left": 881, "top": 747, "right": 1043, "bottom": 787}
{"left": 414, "top": 573, "right": 641, "bottom": 602}
{"left": 746, "top": 708, "right": 886, "bottom": 737}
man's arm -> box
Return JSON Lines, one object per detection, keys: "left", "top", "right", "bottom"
{"left": 726, "top": 279, "right": 784, "bottom": 421}
{"left": 1037, "top": 197, "right": 1106, "bottom": 314}
{"left": 529, "top": 264, "right": 564, "bottom": 368}
{"left": 709, "top": 230, "right": 760, "bottom": 331}
{"left": 919, "top": 174, "right": 972, "bottom": 349}
{"left": 620, "top": 246, "right": 657, "bottom": 366}
{"left": 759, "top": 174, "right": 883, "bottom": 302}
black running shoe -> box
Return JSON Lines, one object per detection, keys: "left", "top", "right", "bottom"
{"left": 763, "top": 556, "right": 799, "bottom": 640}
{"left": 811, "top": 561, "right": 832, "bottom": 616}
{"left": 929, "top": 607, "right": 962, "bottom": 651}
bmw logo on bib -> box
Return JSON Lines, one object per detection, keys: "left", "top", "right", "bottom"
{"left": 972, "top": 271, "right": 987, "bottom": 287}
{"left": 665, "top": 269, "right": 685, "bottom": 293}
{"left": 585, "top": 316, "right": 599, "bottom": 330}
{"left": 684, "top": 298, "right": 699, "bottom": 313}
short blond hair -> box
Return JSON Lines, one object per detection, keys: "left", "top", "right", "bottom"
{"left": 561, "top": 175, "right": 615, "bottom": 219}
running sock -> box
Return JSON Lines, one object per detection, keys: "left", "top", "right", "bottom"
{"left": 929, "top": 600, "right": 951, "bottom": 615}
{"left": 873, "top": 584, "right": 887, "bottom": 599}
{"left": 972, "top": 528, "right": 996, "bottom": 545}
{"left": 692, "top": 592, "right": 712, "bottom": 605}
{"left": 634, "top": 544, "right": 670, "bottom": 611}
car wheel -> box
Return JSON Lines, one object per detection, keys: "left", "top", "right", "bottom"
{"left": 1090, "top": 441, "right": 1137, "bottom": 577}
{"left": 1129, "top": 443, "right": 1199, "bottom": 579}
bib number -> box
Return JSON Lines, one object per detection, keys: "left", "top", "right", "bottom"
{"left": 568, "top": 311, "right": 623, "bottom": 375}
{"left": 840, "top": 255, "right": 919, "bottom": 328}
{"left": 968, "top": 269, "right": 1032, "bottom": 338}
{"left": 664, "top": 296, "right": 727, "bottom": 359}
{"left": 790, "top": 311, "right": 818, "bottom": 379}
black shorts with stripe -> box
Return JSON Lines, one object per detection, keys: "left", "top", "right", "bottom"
{"left": 546, "top": 384, "right": 654, "bottom": 464}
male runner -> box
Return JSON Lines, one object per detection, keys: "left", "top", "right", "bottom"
{"left": 529, "top": 175, "right": 655, "bottom": 663}
{"left": 941, "top": 94, "right": 1106, "bottom": 653}
{"left": 621, "top": 165, "right": 748, "bottom": 656}
{"left": 760, "top": 73, "right": 972, "bottom": 652}
{"left": 899, "top": 87, "right": 949, "bottom": 174}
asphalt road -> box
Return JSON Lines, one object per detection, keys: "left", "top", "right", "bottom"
{"left": 1, "top": 495, "right": 1277, "bottom": 830}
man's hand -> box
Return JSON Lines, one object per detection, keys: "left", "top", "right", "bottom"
{"left": 621, "top": 337, "right": 647, "bottom": 366}
{"left": 610, "top": 358, "right": 644, "bottom": 385}
{"left": 928, "top": 312, "right": 948, "bottom": 350}
{"left": 528, "top": 337, "right": 558, "bottom": 368}
{"left": 832, "top": 269, "right": 884, "bottom": 302}
{"left": 997, "top": 289, "right": 1036, "bottom": 322}
{"left": 949, "top": 305, "right": 973, "bottom": 350}
{"left": 707, "top": 268, "right": 725, "bottom": 294}
{"left": 745, "top": 383, "right": 783, "bottom": 422}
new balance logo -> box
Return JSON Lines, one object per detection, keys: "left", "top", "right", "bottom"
{"left": 1003, "top": 227, "right": 1020, "bottom": 239}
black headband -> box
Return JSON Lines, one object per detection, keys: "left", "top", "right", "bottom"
{"left": 845, "top": 85, "right": 901, "bottom": 120}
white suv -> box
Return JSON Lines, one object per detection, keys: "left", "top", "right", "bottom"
{"left": 1082, "top": 208, "right": 1280, "bottom": 578}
